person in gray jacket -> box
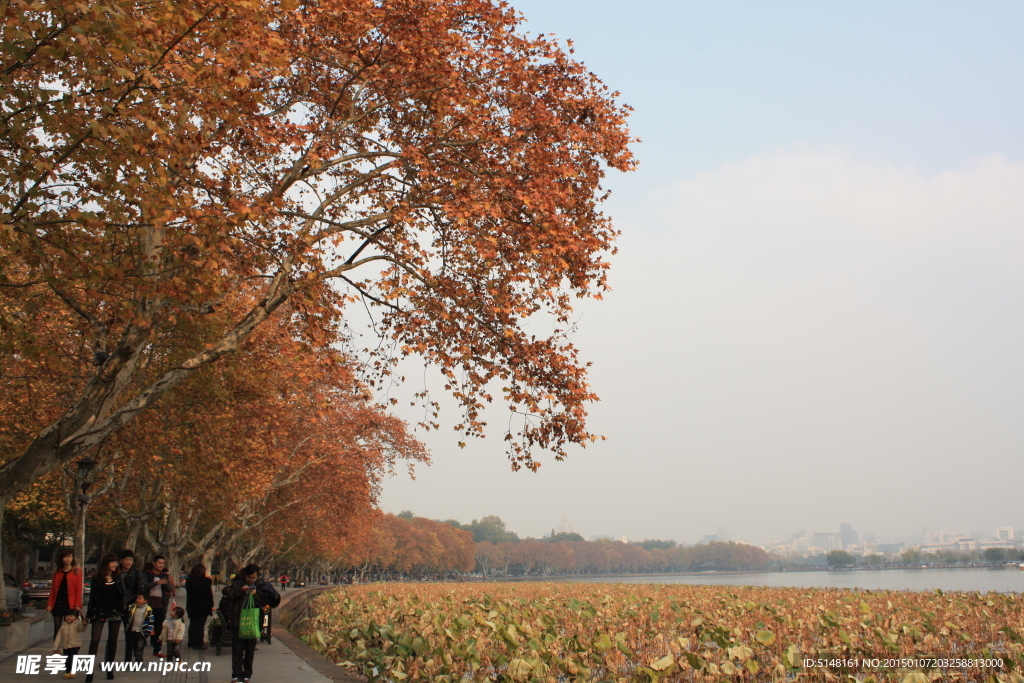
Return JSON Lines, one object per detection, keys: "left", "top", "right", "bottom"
{"left": 117, "top": 550, "right": 152, "bottom": 661}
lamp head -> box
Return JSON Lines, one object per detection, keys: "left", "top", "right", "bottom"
{"left": 75, "top": 458, "right": 95, "bottom": 481}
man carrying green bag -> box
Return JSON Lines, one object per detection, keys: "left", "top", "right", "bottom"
{"left": 238, "top": 593, "right": 262, "bottom": 639}
{"left": 221, "top": 564, "right": 280, "bottom": 683}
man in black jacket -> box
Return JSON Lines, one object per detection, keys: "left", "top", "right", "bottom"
{"left": 117, "top": 550, "right": 152, "bottom": 661}
{"left": 221, "top": 564, "right": 280, "bottom": 683}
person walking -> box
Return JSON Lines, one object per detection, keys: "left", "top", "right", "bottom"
{"left": 116, "top": 550, "right": 149, "bottom": 661}
{"left": 159, "top": 606, "right": 186, "bottom": 661}
{"left": 84, "top": 553, "right": 126, "bottom": 681}
{"left": 221, "top": 565, "right": 280, "bottom": 683}
{"left": 47, "top": 548, "right": 84, "bottom": 639}
{"left": 52, "top": 609, "right": 88, "bottom": 679}
{"left": 143, "top": 555, "right": 175, "bottom": 658}
{"left": 184, "top": 564, "right": 213, "bottom": 649}
{"left": 278, "top": 572, "right": 288, "bottom": 593}
{"left": 124, "top": 593, "right": 153, "bottom": 663}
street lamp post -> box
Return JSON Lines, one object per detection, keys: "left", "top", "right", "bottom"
{"left": 73, "top": 459, "right": 95, "bottom": 577}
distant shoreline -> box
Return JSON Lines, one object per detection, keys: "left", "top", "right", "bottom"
{"left": 477, "top": 564, "right": 1021, "bottom": 582}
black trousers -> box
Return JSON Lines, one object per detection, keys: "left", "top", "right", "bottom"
{"left": 120, "top": 614, "right": 133, "bottom": 661}
{"left": 149, "top": 606, "right": 166, "bottom": 653}
{"left": 187, "top": 611, "right": 207, "bottom": 648}
{"left": 63, "top": 647, "right": 80, "bottom": 672}
{"left": 231, "top": 636, "right": 256, "bottom": 680}
{"left": 125, "top": 630, "right": 146, "bottom": 662}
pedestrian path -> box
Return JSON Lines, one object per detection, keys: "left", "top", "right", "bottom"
{"left": 0, "top": 588, "right": 343, "bottom": 682}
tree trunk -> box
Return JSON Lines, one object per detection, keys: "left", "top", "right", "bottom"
{"left": 0, "top": 508, "right": 5, "bottom": 579}
{"left": 200, "top": 548, "right": 217, "bottom": 576}
{"left": 124, "top": 518, "right": 143, "bottom": 552}
{"left": 73, "top": 501, "right": 88, "bottom": 574}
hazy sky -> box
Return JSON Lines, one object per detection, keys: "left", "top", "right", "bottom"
{"left": 376, "top": 1, "right": 1024, "bottom": 545}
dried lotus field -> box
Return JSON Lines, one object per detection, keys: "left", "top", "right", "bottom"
{"left": 293, "top": 582, "right": 1024, "bottom": 682}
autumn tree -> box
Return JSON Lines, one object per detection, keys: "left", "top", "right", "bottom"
{"left": 0, "top": 0, "right": 634, "bottom": 559}
{"left": 2, "top": 472, "right": 72, "bottom": 580}
{"left": 341, "top": 513, "right": 474, "bottom": 578}
{"left": 0, "top": 289, "right": 426, "bottom": 577}
{"left": 96, "top": 303, "right": 427, "bottom": 573}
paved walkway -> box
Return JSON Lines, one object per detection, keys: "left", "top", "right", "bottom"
{"left": 0, "top": 588, "right": 346, "bottom": 683}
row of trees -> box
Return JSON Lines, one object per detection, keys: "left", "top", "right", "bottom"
{"left": 823, "top": 548, "right": 1024, "bottom": 568}
{"left": 335, "top": 514, "right": 770, "bottom": 578}
{"left": 3, "top": 308, "right": 429, "bottom": 580}
{"left": 474, "top": 539, "right": 770, "bottom": 576}
{"left": 7, "top": 478, "right": 772, "bottom": 581}
{"left": 1, "top": 0, "right": 633, "bottom": 577}
{"left": 897, "top": 548, "right": 1023, "bottom": 566}
{"left": 340, "top": 514, "right": 477, "bottom": 579}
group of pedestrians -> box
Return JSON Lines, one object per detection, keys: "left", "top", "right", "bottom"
{"left": 44, "top": 549, "right": 281, "bottom": 683}
{"left": 45, "top": 549, "right": 211, "bottom": 680}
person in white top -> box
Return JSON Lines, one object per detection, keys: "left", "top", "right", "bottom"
{"left": 159, "top": 606, "right": 186, "bottom": 661}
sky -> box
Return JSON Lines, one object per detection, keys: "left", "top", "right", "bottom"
{"left": 376, "top": 1, "right": 1024, "bottom": 546}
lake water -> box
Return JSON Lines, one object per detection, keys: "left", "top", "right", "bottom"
{"left": 563, "top": 567, "right": 1024, "bottom": 593}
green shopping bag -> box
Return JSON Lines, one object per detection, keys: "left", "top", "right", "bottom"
{"left": 238, "top": 593, "right": 261, "bottom": 639}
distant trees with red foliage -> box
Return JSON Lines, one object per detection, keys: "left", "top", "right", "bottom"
{"left": 344, "top": 514, "right": 476, "bottom": 578}
{"left": 339, "top": 514, "right": 769, "bottom": 578}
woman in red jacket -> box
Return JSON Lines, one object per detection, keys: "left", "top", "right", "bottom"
{"left": 47, "top": 548, "right": 84, "bottom": 637}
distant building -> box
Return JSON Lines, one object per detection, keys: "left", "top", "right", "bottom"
{"left": 697, "top": 528, "right": 729, "bottom": 545}
{"left": 761, "top": 540, "right": 789, "bottom": 553}
{"left": 876, "top": 543, "right": 905, "bottom": 556}
{"left": 956, "top": 538, "right": 977, "bottom": 552}
{"left": 790, "top": 534, "right": 810, "bottom": 552}
{"left": 847, "top": 541, "right": 878, "bottom": 556}
{"left": 771, "top": 545, "right": 795, "bottom": 558}
{"left": 812, "top": 532, "right": 840, "bottom": 552}
{"left": 978, "top": 540, "right": 1016, "bottom": 550}
{"left": 996, "top": 527, "right": 1015, "bottom": 542}
{"left": 921, "top": 538, "right": 978, "bottom": 554}
{"left": 556, "top": 515, "right": 575, "bottom": 535}
{"left": 839, "top": 523, "right": 858, "bottom": 549}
